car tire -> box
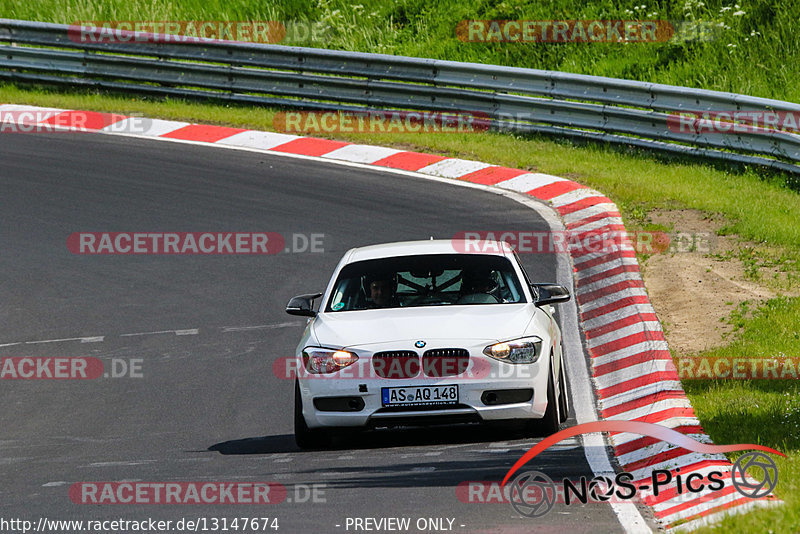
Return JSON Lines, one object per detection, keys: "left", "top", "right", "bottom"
{"left": 535, "top": 362, "right": 561, "bottom": 436}
{"left": 557, "top": 358, "right": 569, "bottom": 424}
{"left": 294, "top": 381, "right": 331, "bottom": 449}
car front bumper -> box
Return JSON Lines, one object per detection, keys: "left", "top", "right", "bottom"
{"left": 296, "top": 339, "right": 551, "bottom": 429}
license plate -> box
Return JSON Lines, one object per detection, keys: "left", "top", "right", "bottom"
{"left": 381, "top": 385, "right": 459, "bottom": 407}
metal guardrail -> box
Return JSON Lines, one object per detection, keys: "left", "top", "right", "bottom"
{"left": 2, "top": 18, "right": 800, "bottom": 174}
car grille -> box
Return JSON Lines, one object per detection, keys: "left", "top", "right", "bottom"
{"left": 372, "top": 351, "right": 420, "bottom": 379}
{"left": 372, "top": 348, "right": 471, "bottom": 378}
{"left": 422, "top": 348, "right": 470, "bottom": 377}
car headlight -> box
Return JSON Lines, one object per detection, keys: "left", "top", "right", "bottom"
{"left": 483, "top": 337, "right": 542, "bottom": 364}
{"left": 302, "top": 347, "right": 359, "bottom": 374}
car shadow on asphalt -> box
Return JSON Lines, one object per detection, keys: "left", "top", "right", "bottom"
{"left": 207, "top": 422, "right": 551, "bottom": 455}
{"left": 287, "top": 449, "right": 586, "bottom": 489}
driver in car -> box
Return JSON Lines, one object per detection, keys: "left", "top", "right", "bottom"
{"left": 366, "top": 272, "right": 399, "bottom": 308}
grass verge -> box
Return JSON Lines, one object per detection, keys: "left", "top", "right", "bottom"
{"left": 683, "top": 297, "right": 800, "bottom": 533}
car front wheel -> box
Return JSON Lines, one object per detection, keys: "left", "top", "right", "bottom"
{"left": 557, "top": 358, "right": 569, "bottom": 423}
{"left": 294, "top": 381, "right": 331, "bottom": 449}
{"left": 533, "top": 357, "right": 561, "bottom": 436}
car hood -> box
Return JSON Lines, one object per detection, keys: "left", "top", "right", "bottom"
{"left": 312, "top": 304, "right": 537, "bottom": 348}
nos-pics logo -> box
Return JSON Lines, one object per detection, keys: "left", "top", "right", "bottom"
{"left": 502, "top": 421, "right": 782, "bottom": 518}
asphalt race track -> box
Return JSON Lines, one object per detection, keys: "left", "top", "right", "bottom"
{"left": 1, "top": 133, "right": 627, "bottom": 533}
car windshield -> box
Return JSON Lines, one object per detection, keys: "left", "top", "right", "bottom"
{"left": 326, "top": 253, "right": 527, "bottom": 312}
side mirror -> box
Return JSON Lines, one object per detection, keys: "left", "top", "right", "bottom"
{"left": 531, "top": 283, "right": 571, "bottom": 306}
{"left": 285, "top": 292, "right": 323, "bottom": 317}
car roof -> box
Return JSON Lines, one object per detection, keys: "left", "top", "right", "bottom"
{"left": 345, "top": 239, "right": 513, "bottom": 263}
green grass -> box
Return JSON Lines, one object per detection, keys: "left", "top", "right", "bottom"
{"left": 683, "top": 297, "right": 800, "bottom": 533}
{"left": 685, "top": 380, "right": 799, "bottom": 533}
{"left": 2, "top": 0, "right": 799, "bottom": 102}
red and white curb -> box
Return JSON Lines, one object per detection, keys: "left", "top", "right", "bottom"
{"left": 1, "top": 105, "right": 781, "bottom": 531}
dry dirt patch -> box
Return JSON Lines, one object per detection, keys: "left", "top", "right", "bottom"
{"left": 639, "top": 209, "right": 780, "bottom": 355}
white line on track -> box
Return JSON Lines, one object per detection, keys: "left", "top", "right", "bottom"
{"left": 120, "top": 328, "right": 198, "bottom": 337}
{"left": 82, "top": 460, "right": 158, "bottom": 467}
{"left": 221, "top": 322, "right": 301, "bottom": 332}
{"left": 24, "top": 336, "right": 105, "bottom": 345}
{"left": 0, "top": 322, "right": 304, "bottom": 347}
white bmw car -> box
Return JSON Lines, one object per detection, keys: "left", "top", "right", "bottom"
{"left": 285, "top": 239, "right": 571, "bottom": 448}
